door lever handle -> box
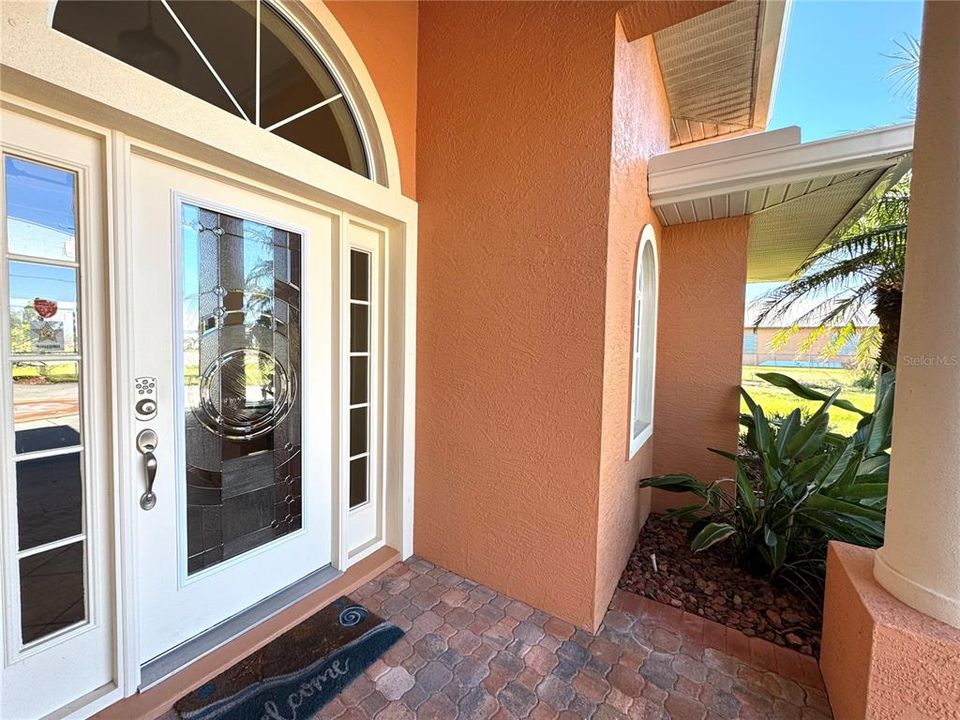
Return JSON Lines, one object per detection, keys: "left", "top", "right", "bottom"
{"left": 137, "top": 429, "right": 159, "bottom": 510}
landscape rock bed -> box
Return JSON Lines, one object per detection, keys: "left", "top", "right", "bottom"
{"left": 619, "top": 514, "right": 822, "bottom": 656}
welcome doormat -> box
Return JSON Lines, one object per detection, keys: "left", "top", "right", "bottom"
{"left": 174, "top": 597, "right": 402, "bottom": 720}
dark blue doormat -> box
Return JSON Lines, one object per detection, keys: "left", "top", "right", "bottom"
{"left": 174, "top": 597, "right": 402, "bottom": 720}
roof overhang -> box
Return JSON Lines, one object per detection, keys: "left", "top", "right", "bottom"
{"left": 648, "top": 123, "right": 914, "bottom": 282}
{"left": 653, "top": 0, "right": 792, "bottom": 147}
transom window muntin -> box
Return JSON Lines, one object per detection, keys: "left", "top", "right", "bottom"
{"left": 629, "top": 225, "right": 658, "bottom": 458}
{"left": 52, "top": 0, "right": 370, "bottom": 177}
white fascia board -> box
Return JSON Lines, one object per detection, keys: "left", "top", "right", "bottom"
{"left": 649, "top": 122, "right": 914, "bottom": 207}
{"left": 651, "top": 126, "right": 801, "bottom": 173}
{"left": 753, "top": 0, "right": 793, "bottom": 130}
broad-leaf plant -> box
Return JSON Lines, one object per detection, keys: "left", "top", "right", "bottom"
{"left": 639, "top": 371, "right": 893, "bottom": 595}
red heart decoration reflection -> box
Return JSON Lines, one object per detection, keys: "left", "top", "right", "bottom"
{"left": 33, "top": 298, "right": 58, "bottom": 319}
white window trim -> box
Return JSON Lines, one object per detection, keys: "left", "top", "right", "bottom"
{"left": 629, "top": 225, "right": 659, "bottom": 459}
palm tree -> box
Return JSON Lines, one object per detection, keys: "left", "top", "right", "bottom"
{"left": 752, "top": 36, "right": 920, "bottom": 372}
{"left": 884, "top": 34, "right": 920, "bottom": 117}
{"left": 752, "top": 177, "right": 909, "bottom": 370}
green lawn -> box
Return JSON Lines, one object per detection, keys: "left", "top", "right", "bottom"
{"left": 741, "top": 365, "right": 876, "bottom": 437}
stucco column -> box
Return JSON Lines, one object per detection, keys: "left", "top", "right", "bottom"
{"left": 873, "top": 0, "right": 960, "bottom": 629}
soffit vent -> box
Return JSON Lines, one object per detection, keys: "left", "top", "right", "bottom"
{"left": 747, "top": 169, "right": 887, "bottom": 282}
{"left": 654, "top": 0, "right": 774, "bottom": 147}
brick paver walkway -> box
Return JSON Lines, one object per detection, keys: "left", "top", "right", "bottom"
{"left": 317, "top": 557, "right": 833, "bottom": 719}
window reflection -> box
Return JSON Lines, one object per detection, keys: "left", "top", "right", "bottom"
{"left": 3, "top": 154, "right": 88, "bottom": 648}
{"left": 8, "top": 261, "right": 79, "bottom": 355}
{"left": 183, "top": 203, "right": 303, "bottom": 574}
{"left": 19, "top": 542, "right": 86, "bottom": 644}
{"left": 16, "top": 452, "right": 84, "bottom": 551}
{"left": 52, "top": 0, "right": 370, "bottom": 176}
{"left": 4, "top": 156, "right": 77, "bottom": 262}
{"left": 13, "top": 361, "right": 81, "bottom": 454}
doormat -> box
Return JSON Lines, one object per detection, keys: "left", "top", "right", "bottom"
{"left": 174, "top": 597, "right": 402, "bottom": 720}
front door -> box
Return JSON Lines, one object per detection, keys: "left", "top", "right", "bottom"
{"left": 131, "top": 154, "right": 335, "bottom": 666}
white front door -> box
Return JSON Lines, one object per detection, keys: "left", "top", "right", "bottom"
{"left": 130, "top": 154, "right": 335, "bottom": 666}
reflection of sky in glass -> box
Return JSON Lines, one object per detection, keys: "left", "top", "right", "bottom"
{"left": 181, "top": 206, "right": 277, "bottom": 343}
{"left": 8, "top": 262, "right": 77, "bottom": 304}
{"left": 182, "top": 205, "right": 200, "bottom": 345}
{"left": 243, "top": 220, "right": 274, "bottom": 328}
{"left": 4, "top": 156, "right": 77, "bottom": 262}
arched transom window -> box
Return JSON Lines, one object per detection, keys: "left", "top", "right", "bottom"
{"left": 53, "top": 0, "right": 369, "bottom": 177}
{"left": 630, "top": 225, "right": 658, "bottom": 458}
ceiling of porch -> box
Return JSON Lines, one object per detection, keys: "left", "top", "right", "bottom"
{"left": 647, "top": 123, "right": 914, "bottom": 282}
{"left": 653, "top": 0, "right": 791, "bottom": 147}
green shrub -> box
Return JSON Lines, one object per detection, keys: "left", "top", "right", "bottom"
{"left": 639, "top": 371, "right": 894, "bottom": 592}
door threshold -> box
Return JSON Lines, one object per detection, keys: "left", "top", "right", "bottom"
{"left": 93, "top": 546, "right": 400, "bottom": 720}
{"left": 140, "top": 565, "right": 342, "bottom": 689}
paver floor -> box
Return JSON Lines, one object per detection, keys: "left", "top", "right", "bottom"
{"left": 317, "top": 557, "right": 833, "bottom": 719}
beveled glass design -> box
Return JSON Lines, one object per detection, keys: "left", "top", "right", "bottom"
{"left": 19, "top": 542, "right": 86, "bottom": 644}
{"left": 52, "top": 0, "right": 369, "bottom": 177}
{"left": 348, "top": 249, "right": 371, "bottom": 509}
{"left": 3, "top": 155, "right": 88, "bottom": 646}
{"left": 182, "top": 203, "right": 302, "bottom": 574}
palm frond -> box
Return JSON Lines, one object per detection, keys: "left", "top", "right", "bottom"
{"left": 751, "top": 179, "right": 910, "bottom": 368}
{"left": 882, "top": 34, "right": 920, "bottom": 104}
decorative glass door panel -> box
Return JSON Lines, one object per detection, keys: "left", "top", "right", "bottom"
{"left": 133, "top": 154, "right": 331, "bottom": 665}
{"left": 182, "top": 204, "right": 303, "bottom": 574}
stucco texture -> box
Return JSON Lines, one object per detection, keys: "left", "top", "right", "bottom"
{"left": 821, "top": 543, "right": 960, "bottom": 719}
{"left": 414, "top": 1, "right": 734, "bottom": 630}
{"left": 652, "top": 217, "right": 749, "bottom": 509}
{"left": 414, "top": 1, "right": 613, "bottom": 630}
{"left": 594, "top": 23, "right": 671, "bottom": 630}
{"left": 324, "top": 1, "right": 418, "bottom": 198}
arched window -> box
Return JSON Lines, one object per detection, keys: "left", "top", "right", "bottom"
{"left": 630, "top": 225, "right": 658, "bottom": 458}
{"left": 52, "top": 0, "right": 369, "bottom": 177}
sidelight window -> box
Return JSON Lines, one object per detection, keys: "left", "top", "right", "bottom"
{"left": 347, "top": 249, "right": 372, "bottom": 509}
{"left": 3, "top": 155, "right": 88, "bottom": 645}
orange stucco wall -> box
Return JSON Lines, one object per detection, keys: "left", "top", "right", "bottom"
{"left": 414, "top": 1, "right": 729, "bottom": 629}
{"left": 594, "top": 22, "right": 671, "bottom": 629}
{"left": 414, "top": 1, "right": 613, "bottom": 629}
{"left": 652, "top": 218, "right": 750, "bottom": 507}
{"left": 323, "top": 1, "right": 418, "bottom": 198}
{"left": 326, "top": 0, "right": 744, "bottom": 627}
{"left": 821, "top": 543, "right": 960, "bottom": 719}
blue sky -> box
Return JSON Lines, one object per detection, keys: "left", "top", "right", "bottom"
{"left": 769, "top": 0, "right": 923, "bottom": 140}
{"left": 748, "top": 0, "right": 923, "bottom": 305}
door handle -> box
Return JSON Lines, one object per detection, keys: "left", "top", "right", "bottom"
{"left": 137, "top": 429, "right": 159, "bottom": 510}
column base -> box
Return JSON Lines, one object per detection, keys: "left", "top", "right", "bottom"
{"left": 874, "top": 546, "right": 960, "bottom": 630}
{"left": 820, "top": 542, "right": 960, "bottom": 720}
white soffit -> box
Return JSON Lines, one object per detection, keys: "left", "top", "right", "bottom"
{"left": 648, "top": 123, "right": 914, "bottom": 282}
{"left": 653, "top": 0, "right": 791, "bottom": 147}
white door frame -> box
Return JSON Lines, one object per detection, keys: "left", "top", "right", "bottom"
{"left": 0, "top": 2, "right": 416, "bottom": 712}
